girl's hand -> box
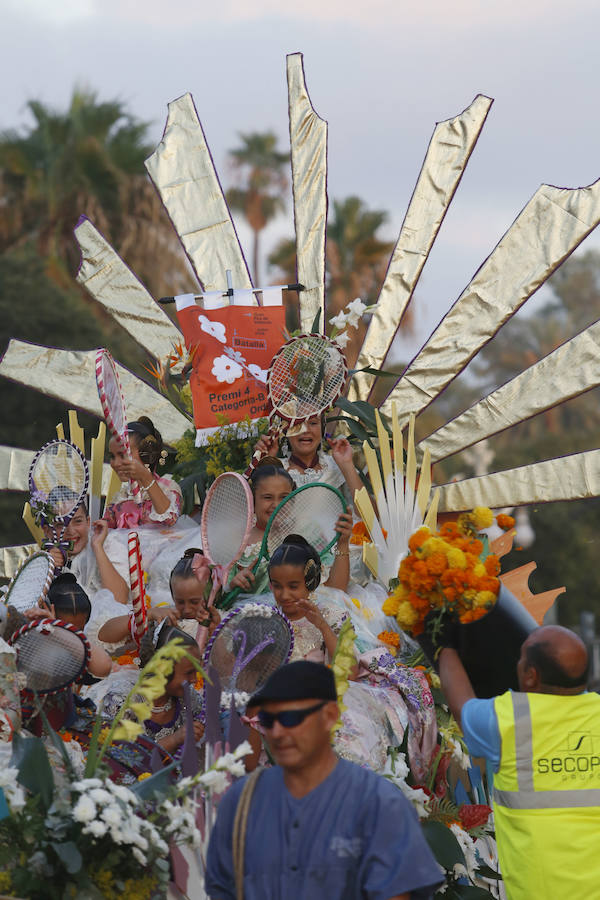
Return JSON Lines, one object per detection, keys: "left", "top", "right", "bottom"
{"left": 254, "top": 433, "right": 280, "bottom": 459}
{"left": 192, "top": 720, "right": 205, "bottom": 742}
{"left": 293, "top": 598, "right": 326, "bottom": 629}
{"left": 328, "top": 437, "right": 354, "bottom": 470}
{"left": 230, "top": 567, "right": 255, "bottom": 591}
{"left": 334, "top": 511, "right": 354, "bottom": 547}
{"left": 203, "top": 605, "right": 221, "bottom": 637}
{"left": 91, "top": 518, "right": 108, "bottom": 550}
{"left": 24, "top": 601, "right": 56, "bottom": 620}
{"left": 48, "top": 546, "right": 67, "bottom": 568}
{"left": 119, "top": 457, "right": 153, "bottom": 486}
{"left": 149, "top": 606, "right": 179, "bottom": 626}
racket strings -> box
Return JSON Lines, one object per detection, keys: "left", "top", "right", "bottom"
{"left": 207, "top": 613, "right": 292, "bottom": 694}
{"left": 269, "top": 337, "right": 346, "bottom": 419}
{"left": 203, "top": 476, "right": 251, "bottom": 566}
{"left": 6, "top": 555, "right": 53, "bottom": 613}
{"left": 14, "top": 629, "right": 86, "bottom": 692}
{"left": 100, "top": 355, "right": 127, "bottom": 437}
{"left": 31, "top": 445, "right": 87, "bottom": 517}
{"left": 266, "top": 487, "right": 345, "bottom": 557}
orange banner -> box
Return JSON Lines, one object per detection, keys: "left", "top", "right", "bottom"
{"left": 175, "top": 301, "right": 286, "bottom": 437}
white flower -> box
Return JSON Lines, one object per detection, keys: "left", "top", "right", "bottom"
{"left": 0, "top": 769, "right": 27, "bottom": 812}
{"left": 198, "top": 769, "right": 229, "bottom": 793}
{"left": 88, "top": 788, "right": 113, "bottom": 805}
{"left": 447, "top": 736, "right": 470, "bottom": 771}
{"left": 329, "top": 311, "right": 348, "bottom": 330}
{"left": 233, "top": 740, "right": 253, "bottom": 761}
{"left": 85, "top": 820, "right": 108, "bottom": 838}
{"left": 333, "top": 331, "right": 350, "bottom": 349}
{"left": 346, "top": 297, "right": 368, "bottom": 319}
{"left": 101, "top": 805, "right": 122, "bottom": 827}
{"left": 73, "top": 795, "right": 97, "bottom": 823}
{"left": 211, "top": 354, "right": 243, "bottom": 384}
{"left": 199, "top": 315, "right": 226, "bottom": 343}
{"left": 107, "top": 782, "right": 137, "bottom": 805}
{"left": 450, "top": 824, "right": 479, "bottom": 880}
{"left": 248, "top": 363, "right": 268, "bottom": 384}
{"left": 73, "top": 778, "right": 103, "bottom": 791}
{"left": 132, "top": 846, "right": 147, "bottom": 866}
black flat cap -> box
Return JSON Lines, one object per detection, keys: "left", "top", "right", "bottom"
{"left": 250, "top": 661, "right": 337, "bottom": 706}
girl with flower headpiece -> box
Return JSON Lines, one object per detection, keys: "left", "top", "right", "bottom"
{"left": 103, "top": 416, "right": 182, "bottom": 530}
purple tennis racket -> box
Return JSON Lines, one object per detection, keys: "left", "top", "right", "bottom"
{"left": 203, "top": 604, "right": 293, "bottom": 703}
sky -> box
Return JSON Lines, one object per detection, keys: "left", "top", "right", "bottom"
{"left": 2, "top": 0, "right": 600, "bottom": 358}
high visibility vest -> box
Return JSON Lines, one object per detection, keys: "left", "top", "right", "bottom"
{"left": 493, "top": 690, "right": 600, "bottom": 900}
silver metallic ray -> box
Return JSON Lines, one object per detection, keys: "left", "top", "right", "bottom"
{"left": 0, "top": 545, "right": 37, "bottom": 580}
{"left": 145, "top": 92, "right": 253, "bottom": 292}
{"left": 75, "top": 217, "right": 182, "bottom": 360}
{"left": 437, "top": 449, "right": 600, "bottom": 511}
{"left": 380, "top": 178, "right": 600, "bottom": 422}
{"left": 349, "top": 94, "right": 493, "bottom": 402}
{"left": 0, "top": 341, "right": 190, "bottom": 445}
{"left": 420, "top": 316, "right": 600, "bottom": 462}
{"left": 0, "top": 446, "right": 34, "bottom": 492}
{"left": 287, "top": 53, "right": 328, "bottom": 333}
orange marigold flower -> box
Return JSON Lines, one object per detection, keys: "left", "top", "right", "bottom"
{"left": 117, "top": 653, "right": 136, "bottom": 666}
{"left": 425, "top": 552, "right": 447, "bottom": 576}
{"left": 378, "top": 630, "right": 401, "bottom": 650}
{"left": 350, "top": 521, "right": 370, "bottom": 545}
{"left": 496, "top": 514, "right": 515, "bottom": 531}
{"left": 194, "top": 673, "right": 204, "bottom": 690}
{"left": 484, "top": 555, "right": 501, "bottom": 576}
{"left": 408, "top": 527, "right": 430, "bottom": 554}
{"left": 61, "top": 731, "right": 72, "bottom": 743}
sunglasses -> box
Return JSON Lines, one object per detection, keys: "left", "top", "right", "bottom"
{"left": 257, "top": 701, "right": 327, "bottom": 730}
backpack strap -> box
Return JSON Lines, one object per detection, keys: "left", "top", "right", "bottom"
{"left": 232, "top": 768, "right": 263, "bottom": 900}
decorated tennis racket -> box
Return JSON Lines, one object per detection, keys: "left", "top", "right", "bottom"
{"left": 128, "top": 532, "right": 148, "bottom": 644}
{"left": 29, "top": 439, "right": 89, "bottom": 569}
{"left": 244, "top": 333, "right": 348, "bottom": 478}
{"left": 9, "top": 618, "right": 90, "bottom": 697}
{"left": 95, "top": 347, "right": 140, "bottom": 501}
{"left": 3, "top": 551, "right": 55, "bottom": 614}
{"left": 201, "top": 472, "right": 254, "bottom": 604}
{"left": 219, "top": 482, "right": 347, "bottom": 610}
{"left": 203, "top": 604, "right": 293, "bottom": 706}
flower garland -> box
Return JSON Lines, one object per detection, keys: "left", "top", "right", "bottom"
{"left": 383, "top": 507, "right": 513, "bottom": 638}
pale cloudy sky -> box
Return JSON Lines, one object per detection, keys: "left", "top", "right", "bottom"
{"left": 2, "top": 0, "right": 599, "bottom": 353}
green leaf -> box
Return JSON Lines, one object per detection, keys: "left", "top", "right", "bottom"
{"left": 32, "top": 694, "right": 73, "bottom": 777}
{"left": 310, "top": 308, "right": 322, "bottom": 333}
{"left": 84, "top": 698, "right": 106, "bottom": 778}
{"left": 52, "top": 841, "right": 83, "bottom": 874}
{"left": 421, "top": 820, "right": 465, "bottom": 870}
{"left": 336, "top": 395, "right": 379, "bottom": 428}
{"left": 348, "top": 365, "right": 400, "bottom": 378}
{"left": 11, "top": 732, "right": 54, "bottom": 810}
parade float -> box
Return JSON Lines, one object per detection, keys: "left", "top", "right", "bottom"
{"left": 1, "top": 50, "right": 600, "bottom": 897}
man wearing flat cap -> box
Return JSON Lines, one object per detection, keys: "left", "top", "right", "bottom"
{"left": 205, "top": 660, "right": 442, "bottom": 900}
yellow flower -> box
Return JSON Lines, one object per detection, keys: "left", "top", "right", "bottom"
{"left": 474, "top": 590, "right": 497, "bottom": 607}
{"left": 446, "top": 548, "right": 467, "bottom": 570}
{"left": 383, "top": 595, "right": 400, "bottom": 617}
{"left": 351, "top": 597, "right": 361, "bottom": 609}
{"left": 473, "top": 562, "right": 486, "bottom": 578}
{"left": 113, "top": 719, "right": 144, "bottom": 742}
{"left": 463, "top": 588, "right": 477, "bottom": 601}
{"left": 396, "top": 600, "right": 419, "bottom": 631}
{"left": 472, "top": 507, "right": 493, "bottom": 530}
{"left": 137, "top": 772, "right": 152, "bottom": 782}
{"left": 128, "top": 701, "right": 152, "bottom": 722}
{"left": 429, "top": 671, "right": 441, "bottom": 688}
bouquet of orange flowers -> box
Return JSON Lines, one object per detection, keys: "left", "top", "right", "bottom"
{"left": 383, "top": 507, "right": 514, "bottom": 640}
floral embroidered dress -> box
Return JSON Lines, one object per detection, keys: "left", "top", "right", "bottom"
{"left": 103, "top": 474, "right": 183, "bottom": 529}
{"left": 290, "top": 587, "right": 437, "bottom": 778}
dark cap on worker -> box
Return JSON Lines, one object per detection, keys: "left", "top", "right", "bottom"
{"left": 250, "top": 661, "right": 337, "bottom": 706}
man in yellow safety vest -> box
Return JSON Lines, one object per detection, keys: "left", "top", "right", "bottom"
{"left": 439, "top": 625, "right": 600, "bottom": 900}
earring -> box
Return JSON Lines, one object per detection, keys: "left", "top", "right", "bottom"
{"left": 252, "top": 514, "right": 257, "bottom": 526}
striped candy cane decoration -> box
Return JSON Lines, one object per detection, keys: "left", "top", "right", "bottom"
{"left": 128, "top": 532, "right": 147, "bottom": 644}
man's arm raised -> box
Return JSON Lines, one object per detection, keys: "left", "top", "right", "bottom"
{"left": 438, "top": 648, "right": 476, "bottom": 729}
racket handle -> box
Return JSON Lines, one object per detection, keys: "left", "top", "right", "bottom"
{"left": 242, "top": 425, "right": 282, "bottom": 480}
{"left": 216, "top": 585, "right": 242, "bottom": 611}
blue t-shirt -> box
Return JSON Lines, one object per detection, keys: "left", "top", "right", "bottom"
{"left": 205, "top": 758, "right": 443, "bottom": 900}
{"left": 461, "top": 698, "right": 501, "bottom": 771}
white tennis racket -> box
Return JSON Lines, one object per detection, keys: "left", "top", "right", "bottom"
{"left": 201, "top": 472, "right": 254, "bottom": 604}
{"left": 29, "top": 439, "right": 89, "bottom": 569}
{"left": 245, "top": 333, "right": 348, "bottom": 477}
{"left": 95, "top": 348, "right": 140, "bottom": 501}
{"left": 3, "top": 552, "right": 55, "bottom": 614}
{"left": 9, "top": 618, "right": 90, "bottom": 696}
{"left": 203, "top": 604, "right": 293, "bottom": 704}
{"left": 220, "top": 482, "right": 346, "bottom": 609}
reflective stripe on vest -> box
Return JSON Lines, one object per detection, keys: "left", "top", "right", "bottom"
{"left": 493, "top": 692, "right": 600, "bottom": 810}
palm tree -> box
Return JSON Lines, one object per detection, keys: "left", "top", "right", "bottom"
{"left": 0, "top": 87, "right": 191, "bottom": 298}
{"left": 226, "top": 132, "right": 290, "bottom": 285}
